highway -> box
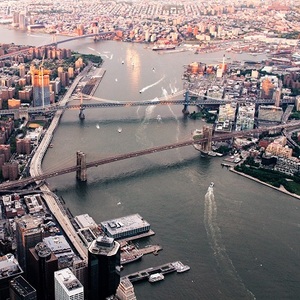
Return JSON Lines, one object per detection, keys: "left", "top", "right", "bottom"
{"left": 28, "top": 66, "right": 91, "bottom": 262}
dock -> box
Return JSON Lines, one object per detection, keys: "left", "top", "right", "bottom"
{"left": 118, "top": 229, "right": 156, "bottom": 246}
{"left": 122, "top": 261, "right": 190, "bottom": 284}
{"left": 121, "top": 243, "right": 162, "bottom": 265}
{"left": 137, "top": 244, "right": 162, "bottom": 256}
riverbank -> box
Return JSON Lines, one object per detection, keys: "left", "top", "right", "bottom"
{"left": 230, "top": 167, "right": 300, "bottom": 200}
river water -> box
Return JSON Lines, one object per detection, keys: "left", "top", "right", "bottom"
{"left": 2, "top": 27, "right": 300, "bottom": 300}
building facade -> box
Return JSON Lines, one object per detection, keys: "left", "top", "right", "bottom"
{"left": 27, "top": 242, "right": 58, "bottom": 300}
{"left": 88, "top": 236, "right": 121, "bottom": 300}
{"left": 9, "top": 275, "right": 37, "bottom": 300}
{"left": 54, "top": 268, "right": 84, "bottom": 300}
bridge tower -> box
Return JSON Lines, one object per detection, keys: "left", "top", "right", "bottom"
{"left": 182, "top": 90, "right": 190, "bottom": 115}
{"left": 79, "top": 93, "right": 85, "bottom": 120}
{"left": 200, "top": 125, "right": 213, "bottom": 153}
{"left": 18, "top": 107, "right": 29, "bottom": 120}
{"left": 79, "top": 107, "right": 85, "bottom": 120}
{"left": 76, "top": 151, "right": 87, "bottom": 181}
{"left": 51, "top": 33, "right": 57, "bottom": 46}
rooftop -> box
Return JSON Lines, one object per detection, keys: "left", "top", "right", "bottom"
{"left": 55, "top": 268, "right": 83, "bottom": 292}
{"left": 101, "top": 213, "right": 150, "bottom": 237}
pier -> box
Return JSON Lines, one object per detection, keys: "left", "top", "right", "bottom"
{"left": 118, "top": 229, "right": 156, "bottom": 246}
{"left": 121, "top": 244, "right": 162, "bottom": 265}
{"left": 122, "top": 261, "right": 190, "bottom": 284}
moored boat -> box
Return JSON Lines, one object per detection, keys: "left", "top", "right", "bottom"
{"left": 152, "top": 44, "right": 176, "bottom": 51}
{"left": 172, "top": 261, "right": 191, "bottom": 273}
{"left": 148, "top": 273, "right": 164, "bottom": 282}
{"left": 121, "top": 253, "right": 143, "bottom": 265}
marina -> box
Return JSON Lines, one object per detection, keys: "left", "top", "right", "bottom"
{"left": 122, "top": 261, "right": 190, "bottom": 284}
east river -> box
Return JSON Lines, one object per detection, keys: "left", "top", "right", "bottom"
{"left": 2, "top": 27, "right": 300, "bottom": 299}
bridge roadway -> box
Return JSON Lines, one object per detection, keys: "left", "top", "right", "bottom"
{"left": 1, "top": 120, "right": 300, "bottom": 191}
{"left": 0, "top": 31, "right": 116, "bottom": 60}
{"left": 0, "top": 97, "right": 295, "bottom": 117}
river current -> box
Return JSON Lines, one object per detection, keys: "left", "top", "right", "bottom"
{"left": 2, "top": 27, "right": 300, "bottom": 299}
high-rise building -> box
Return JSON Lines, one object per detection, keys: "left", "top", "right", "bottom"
{"left": 0, "top": 144, "right": 11, "bottom": 162}
{"left": 274, "top": 87, "right": 281, "bottom": 107}
{"left": 0, "top": 254, "right": 23, "bottom": 300}
{"left": 9, "top": 275, "right": 37, "bottom": 300}
{"left": 54, "top": 268, "right": 84, "bottom": 300}
{"left": 59, "top": 71, "right": 69, "bottom": 87}
{"left": 19, "top": 64, "right": 26, "bottom": 78}
{"left": 116, "top": 278, "right": 137, "bottom": 300}
{"left": 16, "top": 138, "right": 31, "bottom": 155}
{"left": 2, "top": 161, "right": 19, "bottom": 181}
{"left": 88, "top": 236, "right": 121, "bottom": 300}
{"left": 31, "top": 66, "right": 51, "bottom": 107}
{"left": 27, "top": 242, "right": 58, "bottom": 300}
{"left": 15, "top": 215, "right": 43, "bottom": 274}
{"left": 71, "top": 258, "right": 88, "bottom": 293}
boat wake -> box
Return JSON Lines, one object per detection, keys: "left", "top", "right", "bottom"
{"left": 161, "top": 87, "right": 168, "bottom": 99}
{"left": 87, "top": 47, "right": 110, "bottom": 58}
{"left": 139, "top": 75, "right": 165, "bottom": 93}
{"left": 169, "top": 79, "right": 178, "bottom": 95}
{"left": 204, "top": 187, "right": 255, "bottom": 299}
{"left": 135, "top": 105, "right": 155, "bottom": 147}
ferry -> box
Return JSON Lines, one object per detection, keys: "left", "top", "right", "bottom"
{"left": 148, "top": 273, "right": 164, "bottom": 283}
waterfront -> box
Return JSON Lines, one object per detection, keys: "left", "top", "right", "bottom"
{"left": 2, "top": 28, "right": 300, "bottom": 299}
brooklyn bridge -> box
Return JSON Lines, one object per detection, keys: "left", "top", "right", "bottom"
{"left": 0, "top": 121, "right": 300, "bottom": 191}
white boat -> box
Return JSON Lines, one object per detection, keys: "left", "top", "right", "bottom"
{"left": 209, "top": 182, "right": 214, "bottom": 188}
{"left": 118, "top": 127, "right": 122, "bottom": 133}
{"left": 172, "top": 261, "right": 191, "bottom": 273}
{"left": 148, "top": 273, "right": 164, "bottom": 283}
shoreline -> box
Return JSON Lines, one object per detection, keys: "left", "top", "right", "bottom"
{"left": 229, "top": 167, "right": 300, "bottom": 200}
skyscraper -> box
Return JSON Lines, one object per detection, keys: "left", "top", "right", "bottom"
{"left": 88, "top": 236, "right": 121, "bottom": 300}
{"left": 15, "top": 215, "right": 43, "bottom": 274}
{"left": 27, "top": 242, "right": 58, "bottom": 300}
{"left": 31, "top": 66, "right": 51, "bottom": 107}
{"left": 9, "top": 275, "right": 37, "bottom": 300}
{"left": 54, "top": 268, "right": 84, "bottom": 300}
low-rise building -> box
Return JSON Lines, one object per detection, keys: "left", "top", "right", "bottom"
{"left": 101, "top": 214, "right": 151, "bottom": 240}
